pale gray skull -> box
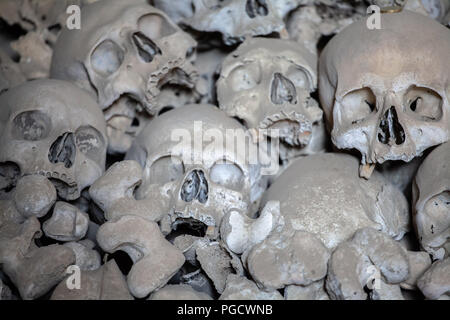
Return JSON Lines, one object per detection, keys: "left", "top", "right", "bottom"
{"left": 261, "top": 153, "right": 410, "bottom": 250}
{"left": 50, "top": 0, "right": 198, "bottom": 154}
{"left": 125, "top": 104, "right": 265, "bottom": 238}
{"left": 0, "top": 79, "right": 107, "bottom": 201}
{"left": 163, "top": 0, "right": 305, "bottom": 46}
{"left": 217, "top": 38, "right": 323, "bottom": 154}
{"left": 319, "top": 11, "right": 450, "bottom": 165}
{"left": 413, "top": 142, "right": 450, "bottom": 260}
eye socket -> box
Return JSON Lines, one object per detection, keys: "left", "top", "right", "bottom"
{"left": 340, "top": 87, "right": 376, "bottom": 125}
{"left": 90, "top": 40, "right": 124, "bottom": 76}
{"left": 11, "top": 110, "right": 51, "bottom": 141}
{"left": 210, "top": 160, "right": 244, "bottom": 191}
{"left": 227, "top": 63, "right": 261, "bottom": 91}
{"left": 286, "top": 66, "right": 311, "bottom": 91}
{"left": 75, "top": 126, "right": 106, "bottom": 162}
{"left": 149, "top": 156, "right": 185, "bottom": 184}
{"left": 405, "top": 86, "right": 443, "bottom": 121}
{"left": 138, "top": 14, "right": 177, "bottom": 40}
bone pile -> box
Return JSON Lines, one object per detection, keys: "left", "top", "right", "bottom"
{"left": 0, "top": 0, "right": 449, "bottom": 301}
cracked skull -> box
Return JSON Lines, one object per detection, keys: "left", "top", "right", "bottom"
{"left": 125, "top": 104, "right": 265, "bottom": 238}
{"left": 217, "top": 38, "right": 323, "bottom": 151}
{"left": 50, "top": 0, "right": 198, "bottom": 154}
{"left": 413, "top": 142, "right": 450, "bottom": 260}
{"left": 0, "top": 79, "right": 107, "bottom": 201}
{"left": 319, "top": 11, "right": 450, "bottom": 165}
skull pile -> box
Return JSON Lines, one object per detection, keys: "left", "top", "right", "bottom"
{"left": 0, "top": 0, "right": 449, "bottom": 301}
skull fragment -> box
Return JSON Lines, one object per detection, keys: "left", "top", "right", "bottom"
{"left": 413, "top": 142, "right": 450, "bottom": 260}
{"left": 0, "top": 79, "right": 107, "bottom": 201}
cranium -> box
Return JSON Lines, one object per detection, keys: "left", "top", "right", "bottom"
{"left": 125, "top": 104, "right": 265, "bottom": 238}
{"left": 0, "top": 79, "right": 107, "bottom": 201}
{"left": 166, "top": 0, "right": 305, "bottom": 46}
{"left": 260, "top": 153, "right": 410, "bottom": 250}
{"left": 50, "top": 0, "right": 198, "bottom": 154}
{"left": 217, "top": 38, "right": 324, "bottom": 158}
{"left": 413, "top": 142, "right": 450, "bottom": 260}
{"left": 319, "top": 11, "right": 450, "bottom": 165}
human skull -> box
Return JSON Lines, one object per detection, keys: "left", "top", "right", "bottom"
{"left": 413, "top": 142, "right": 450, "bottom": 260}
{"left": 0, "top": 79, "right": 107, "bottom": 201}
{"left": 170, "top": 0, "right": 304, "bottom": 46}
{"left": 125, "top": 104, "right": 265, "bottom": 238}
{"left": 217, "top": 38, "right": 323, "bottom": 152}
{"left": 50, "top": 0, "right": 198, "bottom": 154}
{"left": 260, "top": 153, "right": 410, "bottom": 250}
{"left": 319, "top": 11, "right": 450, "bottom": 165}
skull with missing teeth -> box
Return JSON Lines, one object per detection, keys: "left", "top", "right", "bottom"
{"left": 217, "top": 38, "right": 323, "bottom": 150}
{"left": 50, "top": 0, "right": 198, "bottom": 154}
{"left": 319, "top": 11, "right": 450, "bottom": 165}
{"left": 413, "top": 142, "right": 450, "bottom": 260}
{"left": 125, "top": 104, "right": 265, "bottom": 238}
{"left": 0, "top": 79, "right": 107, "bottom": 201}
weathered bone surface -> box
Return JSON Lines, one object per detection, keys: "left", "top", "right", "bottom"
{"left": 195, "top": 240, "right": 235, "bottom": 294}
{"left": 0, "top": 0, "right": 448, "bottom": 302}
{"left": 326, "top": 228, "right": 409, "bottom": 300}
{"left": 63, "top": 240, "right": 101, "bottom": 271}
{"left": 51, "top": 0, "right": 198, "bottom": 154}
{"left": 287, "top": 1, "right": 365, "bottom": 57}
{"left": 413, "top": 142, "right": 450, "bottom": 260}
{"left": 164, "top": 0, "right": 304, "bottom": 46}
{"left": 319, "top": 11, "right": 450, "bottom": 165}
{"left": 217, "top": 38, "right": 325, "bottom": 163}
{"left": 97, "top": 215, "right": 185, "bottom": 298}
{"left": 90, "top": 160, "right": 166, "bottom": 223}
{"left": 219, "top": 274, "right": 284, "bottom": 300}
{"left": 401, "top": 251, "right": 432, "bottom": 290}
{"left": 149, "top": 284, "right": 213, "bottom": 300}
{"left": 43, "top": 201, "right": 90, "bottom": 242}
{"left": 220, "top": 201, "right": 282, "bottom": 255}
{"left": 11, "top": 32, "right": 52, "bottom": 80}
{"left": 0, "top": 200, "right": 24, "bottom": 226}
{"left": 125, "top": 104, "right": 265, "bottom": 238}
{"left": 247, "top": 230, "right": 330, "bottom": 290}
{"left": 284, "top": 280, "right": 330, "bottom": 300}
{"left": 259, "top": 153, "right": 409, "bottom": 250}
{"left": 51, "top": 259, "right": 133, "bottom": 300}
{"left": 13, "top": 175, "right": 56, "bottom": 218}
{"left": 0, "top": 217, "right": 75, "bottom": 300}
{"left": 417, "top": 257, "right": 450, "bottom": 299}
{"left": 0, "top": 79, "right": 107, "bottom": 201}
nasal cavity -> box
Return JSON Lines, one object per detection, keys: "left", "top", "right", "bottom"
{"left": 245, "top": 0, "right": 269, "bottom": 19}
{"left": 270, "top": 73, "right": 297, "bottom": 105}
{"left": 377, "top": 106, "right": 405, "bottom": 146}
{"left": 180, "top": 170, "right": 208, "bottom": 203}
{"left": 48, "top": 132, "right": 76, "bottom": 168}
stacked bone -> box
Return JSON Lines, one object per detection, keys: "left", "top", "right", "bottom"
{"left": 0, "top": 0, "right": 449, "bottom": 300}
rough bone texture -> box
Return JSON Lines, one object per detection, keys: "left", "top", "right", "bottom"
{"left": 0, "top": 0, "right": 449, "bottom": 302}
